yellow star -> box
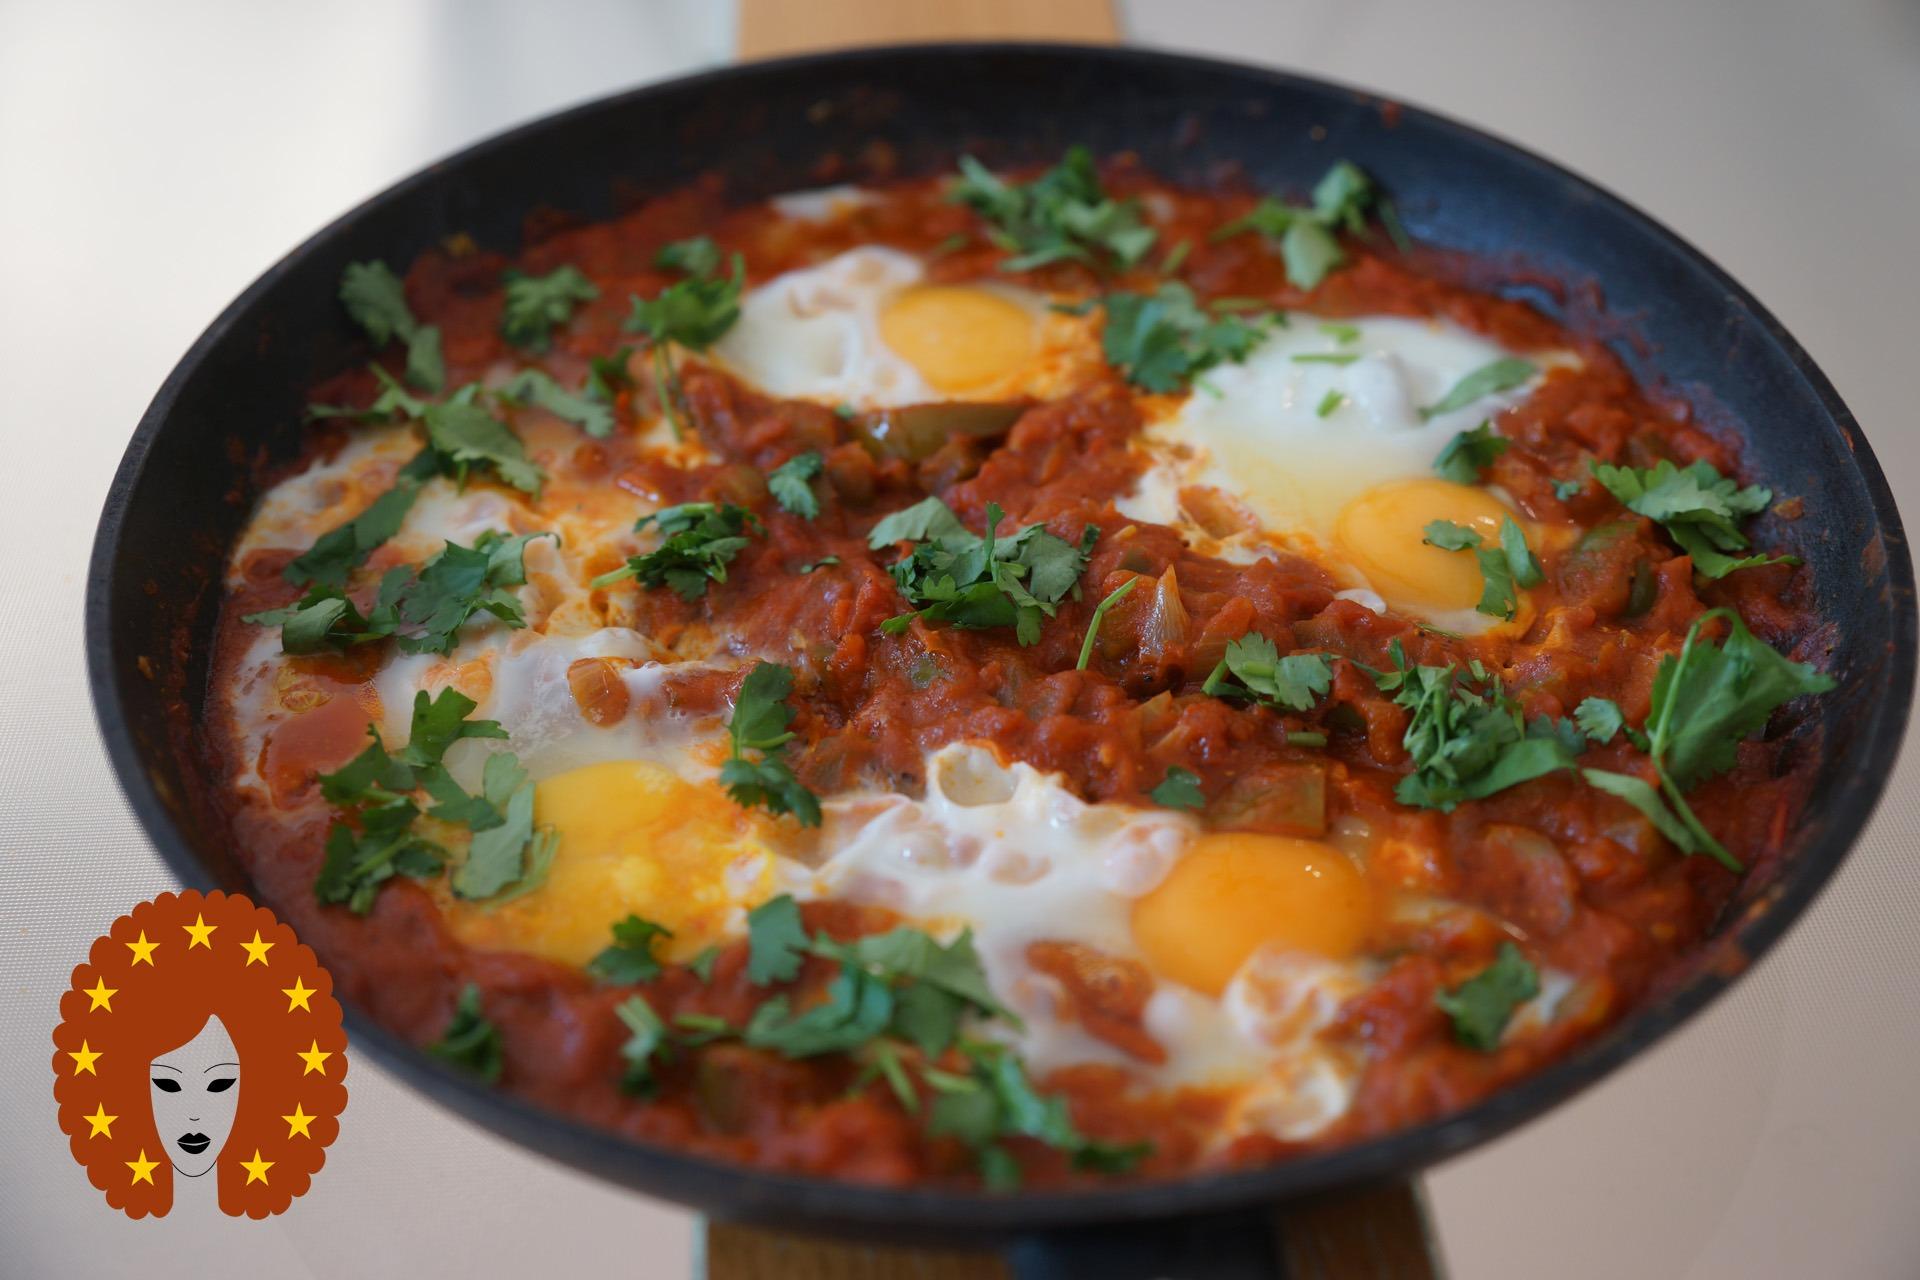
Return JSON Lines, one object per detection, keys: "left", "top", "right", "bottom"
{"left": 296, "top": 1040, "right": 332, "bottom": 1075}
{"left": 240, "top": 1149, "right": 274, "bottom": 1185}
{"left": 282, "top": 978, "right": 316, "bottom": 1012}
{"left": 282, "top": 1105, "right": 315, "bottom": 1139}
{"left": 84, "top": 1104, "right": 117, "bottom": 1138}
{"left": 125, "top": 932, "right": 158, "bottom": 966}
{"left": 81, "top": 978, "right": 117, "bottom": 1012}
{"left": 182, "top": 913, "right": 217, "bottom": 949}
{"left": 68, "top": 1041, "right": 101, "bottom": 1076}
{"left": 240, "top": 930, "right": 274, "bottom": 966}
{"left": 126, "top": 1150, "right": 158, "bottom": 1185}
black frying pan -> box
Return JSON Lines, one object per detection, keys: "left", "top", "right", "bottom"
{"left": 86, "top": 43, "right": 1916, "bottom": 1277}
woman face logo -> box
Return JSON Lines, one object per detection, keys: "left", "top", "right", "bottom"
{"left": 148, "top": 1015, "right": 240, "bottom": 1179}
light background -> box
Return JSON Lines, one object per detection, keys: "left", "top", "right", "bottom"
{"left": 2, "top": 2, "right": 1916, "bottom": 1276}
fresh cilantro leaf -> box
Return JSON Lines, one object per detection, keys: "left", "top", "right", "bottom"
{"left": 688, "top": 945, "right": 719, "bottom": 982}
{"left": 1100, "top": 282, "right": 1271, "bottom": 394}
{"left": 1075, "top": 576, "right": 1138, "bottom": 670}
{"left": 399, "top": 688, "right": 508, "bottom": 768}
{"left": 586, "top": 346, "right": 635, "bottom": 403}
{"left": 366, "top": 529, "right": 552, "bottom": 656}
{"left": 1318, "top": 321, "right": 1361, "bottom": 343}
{"left": 744, "top": 965, "right": 895, "bottom": 1058}
{"left": 1422, "top": 519, "right": 1483, "bottom": 551}
{"left": 1315, "top": 389, "right": 1347, "bottom": 418}
{"left": 1580, "top": 768, "right": 1708, "bottom": 856}
{"left": 422, "top": 400, "right": 544, "bottom": 496}
{"left": 654, "top": 236, "right": 723, "bottom": 278}
{"left": 720, "top": 662, "right": 821, "bottom": 825}
{"left": 1433, "top": 422, "right": 1510, "bottom": 483}
{"left": 928, "top": 1043, "right": 1150, "bottom": 1189}
{"left": 1436, "top": 942, "right": 1538, "bottom": 1051}
{"left": 339, "top": 260, "right": 444, "bottom": 392}
{"left": 592, "top": 502, "right": 762, "bottom": 600}
{"left": 498, "top": 368, "right": 614, "bottom": 439}
{"left": 1292, "top": 351, "right": 1360, "bottom": 366}
{"left": 1651, "top": 608, "right": 1833, "bottom": 789}
{"left": 1552, "top": 476, "right": 1584, "bottom": 500}
{"left": 1211, "top": 160, "right": 1379, "bottom": 289}
{"left": 242, "top": 588, "right": 370, "bottom": 654}
{"left": 873, "top": 499, "right": 1095, "bottom": 646}
{"left": 746, "top": 894, "right": 809, "bottom": 985}
{"left": 1287, "top": 731, "right": 1328, "bottom": 748}
{"left": 1423, "top": 358, "right": 1536, "bottom": 419}
{"left": 768, "top": 451, "right": 824, "bottom": 519}
{"left": 1589, "top": 458, "right": 1798, "bottom": 579}
{"left": 1201, "top": 633, "right": 1334, "bottom": 713}
{"left": 314, "top": 815, "right": 445, "bottom": 913}
{"left": 1573, "top": 696, "right": 1628, "bottom": 746}
{"left": 950, "top": 147, "right": 1157, "bottom": 273}
{"left": 588, "top": 914, "right": 676, "bottom": 984}
{"left": 1150, "top": 766, "right": 1205, "bottom": 810}
{"left": 429, "top": 984, "right": 504, "bottom": 1081}
{"left": 500, "top": 265, "right": 598, "bottom": 352}
{"left": 451, "top": 775, "right": 550, "bottom": 899}
{"left": 1159, "top": 238, "right": 1192, "bottom": 276}
{"left": 1501, "top": 516, "right": 1545, "bottom": 588}
{"left": 797, "top": 556, "right": 840, "bottom": 574}
{"left": 613, "top": 993, "right": 669, "bottom": 1095}
{"left": 284, "top": 477, "right": 424, "bottom": 590}
{"left": 624, "top": 253, "right": 745, "bottom": 352}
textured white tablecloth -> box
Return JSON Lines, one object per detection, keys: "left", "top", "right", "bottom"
{"left": 3, "top": 3, "right": 1914, "bottom": 1276}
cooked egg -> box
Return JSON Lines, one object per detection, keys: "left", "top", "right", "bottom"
{"left": 712, "top": 246, "right": 1087, "bottom": 407}
{"left": 1333, "top": 477, "right": 1537, "bottom": 632}
{"left": 1132, "top": 833, "right": 1374, "bottom": 996}
{"left": 431, "top": 759, "right": 780, "bottom": 965}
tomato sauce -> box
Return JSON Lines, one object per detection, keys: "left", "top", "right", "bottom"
{"left": 201, "top": 166, "right": 1823, "bottom": 1187}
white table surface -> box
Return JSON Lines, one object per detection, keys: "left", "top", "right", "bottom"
{"left": 3, "top": 3, "right": 1915, "bottom": 1276}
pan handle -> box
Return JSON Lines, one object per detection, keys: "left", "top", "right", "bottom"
{"left": 1005, "top": 1180, "right": 1441, "bottom": 1280}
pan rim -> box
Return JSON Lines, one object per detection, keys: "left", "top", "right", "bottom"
{"left": 84, "top": 39, "right": 1916, "bottom": 1234}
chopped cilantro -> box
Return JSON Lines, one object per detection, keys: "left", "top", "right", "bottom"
{"left": 1433, "top": 422, "right": 1510, "bottom": 484}
{"left": 1589, "top": 458, "right": 1798, "bottom": 578}
{"left": 1417, "top": 516, "right": 1541, "bottom": 620}
{"left": 401, "top": 687, "right": 511, "bottom": 769}
{"left": 592, "top": 502, "right": 762, "bottom": 600}
{"left": 1211, "top": 160, "right": 1380, "bottom": 289}
{"left": 871, "top": 498, "right": 1097, "bottom": 646}
{"left": 1150, "top": 766, "right": 1205, "bottom": 811}
{"left": 719, "top": 662, "right": 821, "bottom": 826}
{"left": 654, "top": 235, "right": 723, "bottom": 278}
{"left": 1318, "top": 322, "right": 1361, "bottom": 343}
{"left": 369, "top": 530, "right": 552, "bottom": 656}
{"left": 1422, "top": 358, "right": 1535, "bottom": 419}
{"left": 688, "top": 945, "right": 720, "bottom": 982}
{"left": 587, "top": 346, "right": 635, "bottom": 402}
{"left": 768, "top": 451, "right": 825, "bottom": 519}
{"left": 1075, "top": 577, "right": 1139, "bottom": 670}
{"left": 1371, "top": 641, "right": 1581, "bottom": 811}
{"left": 745, "top": 894, "right": 810, "bottom": 986}
{"left": 1421, "top": 519, "right": 1482, "bottom": 552}
{"left": 1292, "top": 351, "right": 1360, "bottom": 366}
{"left": 422, "top": 400, "right": 545, "bottom": 496}
{"left": 1200, "top": 634, "right": 1334, "bottom": 713}
{"left": 1100, "top": 282, "right": 1272, "bottom": 394}
{"left": 1552, "top": 476, "right": 1584, "bottom": 500}
{"left": 500, "top": 265, "right": 598, "bottom": 352}
{"left": 283, "top": 474, "right": 425, "bottom": 590}
{"left": 624, "top": 248, "right": 745, "bottom": 438}
{"left": 498, "top": 368, "right": 614, "bottom": 439}
{"left": 1573, "top": 696, "right": 1642, "bottom": 748}
{"left": 1315, "top": 389, "right": 1347, "bottom": 418}
{"left": 950, "top": 147, "right": 1157, "bottom": 273}
{"left": 339, "top": 260, "right": 445, "bottom": 392}
{"left": 613, "top": 993, "right": 669, "bottom": 1095}
{"left": 796, "top": 556, "right": 840, "bottom": 574}
{"left": 1159, "top": 238, "right": 1192, "bottom": 276}
{"left": 448, "top": 762, "right": 556, "bottom": 901}
{"left": 927, "top": 1042, "right": 1148, "bottom": 1189}
{"left": 1436, "top": 943, "right": 1538, "bottom": 1051}
{"left": 429, "top": 984, "right": 504, "bottom": 1081}
{"left": 588, "top": 915, "right": 675, "bottom": 985}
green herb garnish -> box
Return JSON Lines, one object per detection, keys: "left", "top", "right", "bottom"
{"left": 1100, "top": 282, "right": 1272, "bottom": 394}
{"left": 1432, "top": 422, "right": 1509, "bottom": 484}
{"left": 1075, "top": 577, "right": 1138, "bottom": 670}
{"left": 950, "top": 146, "right": 1157, "bottom": 273}
{"left": 340, "top": 260, "right": 444, "bottom": 391}
{"left": 591, "top": 502, "right": 762, "bottom": 600}
{"left": 588, "top": 915, "right": 676, "bottom": 985}
{"left": 1211, "top": 160, "right": 1381, "bottom": 290}
{"left": 870, "top": 498, "right": 1096, "bottom": 646}
{"left": 1423, "top": 358, "right": 1535, "bottom": 420}
{"left": 429, "top": 984, "right": 504, "bottom": 1081}
{"left": 1200, "top": 634, "right": 1334, "bottom": 713}
{"left": 768, "top": 451, "right": 825, "bottom": 519}
{"left": 1436, "top": 943, "right": 1538, "bottom": 1051}
{"left": 719, "top": 662, "right": 821, "bottom": 826}
{"left": 498, "top": 368, "right": 614, "bottom": 439}
{"left": 501, "top": 265, "right": 598, "bottom": 352}
{"left": 1149, "top": 766, "right": 1205, "bottom": 811}
{"left": 1589, "top": 458, "right": 1798, "bottom": 579}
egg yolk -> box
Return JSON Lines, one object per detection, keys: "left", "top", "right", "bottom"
{"left": 1334, "top": 478, "right": 1518, "bottom": 613}
{"left": 878, "top": 285, "right": 1037, "bottom": 392}
{"left": 1132, "top": 833, "right": 1373, "bottom": 996}
{"left": 431, "top": 760, "right": 775, "bottom": 966}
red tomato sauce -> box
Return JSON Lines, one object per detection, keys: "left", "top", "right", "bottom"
{"left": 201, "top": 166, "right": 1824, "bottom": 1187}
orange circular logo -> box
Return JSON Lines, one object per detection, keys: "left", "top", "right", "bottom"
{"left": 50, "top": 890, "right": 349, "bottom": 1218}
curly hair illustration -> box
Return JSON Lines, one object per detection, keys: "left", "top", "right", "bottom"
{"left": 51, "top": 890, "right": 348, "bottom": 1218}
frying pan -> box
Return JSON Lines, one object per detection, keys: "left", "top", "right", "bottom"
{"left": 85, "top": 43, "right": 1916, "bottom": 1277}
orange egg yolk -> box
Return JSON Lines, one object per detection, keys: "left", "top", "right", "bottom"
{"left": 878, "top": 285, "right": 1037, "bottom": 392}
{"left": 1334, "top": 477, "right": 1518, "bottom": 613}
{"left": 1132, "top": 832, "right": 1373, "bottom": 996}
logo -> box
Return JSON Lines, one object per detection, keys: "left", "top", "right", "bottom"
{"left": 50, "top": 890, "right": 349, "bottom": 1218}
